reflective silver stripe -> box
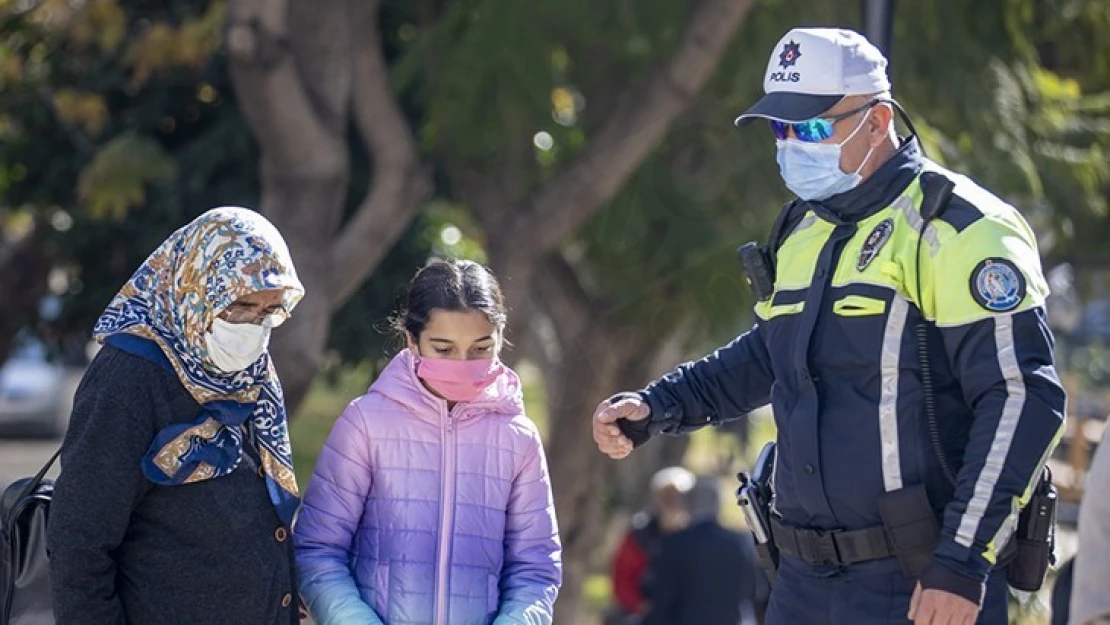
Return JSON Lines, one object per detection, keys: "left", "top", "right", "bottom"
{"left": 955, "top": 315, "right": 1027, "bottom": 547}
{"left": 991, "top": 435, "right": 1057, "bottom": 557}
{"left": 880, "top": 296, "right": 910, "bottom": 492}
{"left": 993, "top": 506, "right": 1020, "bottom": 554}
{"left": 893, "top": 195, "right": 940, "bottom": 251}
{"left": 792, "top": 214, "right": 818, "bottom": 236}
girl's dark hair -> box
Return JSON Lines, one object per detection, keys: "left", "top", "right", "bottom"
{"left": 393, "top": 258, "right": 507, "bottom": 341}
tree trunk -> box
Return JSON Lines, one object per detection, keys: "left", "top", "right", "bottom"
{"left": 258, "top": 168, "right": 349, "bottom": 411}
{"left": 520, "top": 254, "right": 688, "bottom": 623}
{"left": 0, "top": 216, "right": 52, "bottom": 365}
{"left": 544, "top": 323, "right": 643, "bottom": 625}
{"left": 227, "top": 0, "right": 430, "bottom": 412}
{"left": 610, "top": 319, "right": 698, "bottom": 510}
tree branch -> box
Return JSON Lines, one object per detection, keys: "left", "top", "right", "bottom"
{"left": 329, "top": 0, "right": 433, "bottom": 309}
{"left": 502, "top": 0, "right": 755, "bottom": 254}
{"left": 533, "top": 253, "right": 600, "bottom": 344}
{"left": 285, "top": 0, "right": 356, "bottom": 141}
{"left": 226, "top": 0, "right": 347, "bottom": 175}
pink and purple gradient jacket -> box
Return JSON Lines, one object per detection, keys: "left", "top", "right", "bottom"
{"left": 294, "top": 350, "right": 561, "bottom": 625}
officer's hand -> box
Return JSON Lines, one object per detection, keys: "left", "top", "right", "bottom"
{"left": 592, "top": 394, "right": 649, "bottom": 460}
{"left": 908, "top": 583, "right": 978, "bottom": 625}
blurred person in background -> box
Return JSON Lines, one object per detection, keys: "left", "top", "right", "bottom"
{"left": 642, "top": 475, "right": 763, "bottom": 625}
{"left": 1050, "top": 558, "right": 1073, "bottom": 625}
{"left": 47, "top": 208, "right": 306, "bottom": 624}
{"left": 1070, "top": 427, "right": 1110, "bottom": 625}
{"left": 606, "top": 466, "right": 694, "bottom": 625}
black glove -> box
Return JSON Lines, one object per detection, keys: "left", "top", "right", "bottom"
{"left": 608, "top": 392, "right": 654, "bottom": 448}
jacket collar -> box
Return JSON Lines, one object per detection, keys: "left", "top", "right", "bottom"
{"left": 369, "top": 349, "right": 525, "bottom": 424}
{"left": 807, "top": 136, "right": 924, "bottom": 224}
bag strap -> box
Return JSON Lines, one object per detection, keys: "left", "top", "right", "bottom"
{"left": 6, "top": 448, "right": 61, "bottom": 526}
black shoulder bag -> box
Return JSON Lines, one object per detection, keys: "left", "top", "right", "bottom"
{"left": 1, "top": 449, "right": 60, "bottom": 624}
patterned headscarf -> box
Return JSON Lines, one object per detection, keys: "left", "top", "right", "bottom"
{"left": 93, "top": 207, "right": 305, "bottom": 524}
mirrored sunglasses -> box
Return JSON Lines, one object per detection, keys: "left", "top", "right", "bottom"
{"left": 769, "top": 99, "right": 880, "bottom": 142}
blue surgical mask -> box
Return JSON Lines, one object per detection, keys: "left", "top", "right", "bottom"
{"left": 775, "top": 115, "right": 876, "bottom": 201}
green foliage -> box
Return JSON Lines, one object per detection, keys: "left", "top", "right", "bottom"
{"left": 325, "top": 200, "right": 490, "bottom": 368}
{"left": 577, "top": 0, "right": 1110, "bottom": 351}
{"left": 77, "top": 133, "right": 177, "bottom": 219}
{"left": 0, "top": 0, "right": 257, "bottom": 339}
{"left": 290, "top": 362, "right": 377, "bottom": 487}
{"left": 393, "top": 0, "right": 690, "bottom": 174}
{"left": 891, "top": 0, "right": 1110, "bottom": 264}
{"left": 2, "top": 0, "right": 1109, "bottom": 375}
{"left": 571, "top": 1, "right": 844, "bottom": 347}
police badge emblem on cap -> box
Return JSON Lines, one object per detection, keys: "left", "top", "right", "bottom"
{"left": 970, "top": 258, "right": 1026, "bottom": 312}
{"left": 779, "top": 40, "right": 801, "bottom": 68}
{"left": 857, "top": 219, "right": 893, "bottom": 271}
{"left": 734, "top": 28, "right": 891, "bottom": 127}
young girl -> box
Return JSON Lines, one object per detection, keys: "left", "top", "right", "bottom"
{"left": 294, "top": 259, "right": 562, "bottom": 625}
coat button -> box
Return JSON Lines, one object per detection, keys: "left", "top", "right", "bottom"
{"left": 275, "top": 527, "right": 288, "bottom": 542}
{"left": 257, "top": 466, "right": 266, "bottom": 478}
{"left": 815, "top": 268, "right": 826, "bottom": 278}
{"left": 281, "top": 593, "right": 292, "bottom": 608}
{"left": 805, "top": 464, "right": 815, "bottom": 474}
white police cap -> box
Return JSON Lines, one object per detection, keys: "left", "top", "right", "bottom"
{"left": 735, "top": 27, "right": 891, "bottom": 126}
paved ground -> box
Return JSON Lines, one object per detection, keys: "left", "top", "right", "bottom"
{"left": 0, "top": 436, "right": 61, "bottom": 492}
{"left": 0, "top": 368, "right": 80, "bottom": 492}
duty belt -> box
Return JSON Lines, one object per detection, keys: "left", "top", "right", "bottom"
{"left": 770, "top": 518, "right": 894, "bottom": 566}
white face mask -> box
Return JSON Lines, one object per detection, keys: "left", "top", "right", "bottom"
{"left": 205, "top": 318, "right": 271, "bottom": 372}
{"left": 775, "top": 113, "right": 877, "bottom": 201}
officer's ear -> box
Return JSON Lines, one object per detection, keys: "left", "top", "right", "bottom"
{"left": 867, "top": 103, "right": 895, "bottom": 146}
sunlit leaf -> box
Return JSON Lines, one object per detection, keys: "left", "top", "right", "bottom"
{"left": 25, "top": 0, "right": 78, "bottom": 31}
{"left": 124, "top": 22, "right": 177, "bottom": 85}
{"left": 123, "top": 2, "right": 223, "bottom": 86}
{"left": 77, "top": 134, "right": 177, "bottom": 220}
{"left": 51, "top": 88, "right": 109, "bottom": 136}
{"left": 175, "top": 1, "right": 225, "bottom": 69}
{"left": 0, "top": 52, "right": 23, "bottom": 86}
{"left": 68, "top": 0, "right": 128, "bottom": 52}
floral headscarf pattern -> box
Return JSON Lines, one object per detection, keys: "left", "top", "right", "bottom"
{"left": 93, "top": 207, "right": 305, "bottom": 523}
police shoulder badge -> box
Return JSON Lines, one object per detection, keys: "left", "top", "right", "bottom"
{"left": 857, "top": 219, "right": 894, "bottom": 272}
{"left": 970, "top": 258, "right": 1026, "bottom": 312}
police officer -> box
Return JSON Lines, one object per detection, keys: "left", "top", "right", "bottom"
{"left": 592, "top": 27, "right": 1066, "bottom": 625}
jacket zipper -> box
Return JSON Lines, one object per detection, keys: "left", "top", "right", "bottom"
{"left": 434, "top": 406, "right": 458, "bottom": 625}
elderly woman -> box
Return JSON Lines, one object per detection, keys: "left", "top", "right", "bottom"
{"left": 47, "top": 207, "right": 305, "bottom": 624}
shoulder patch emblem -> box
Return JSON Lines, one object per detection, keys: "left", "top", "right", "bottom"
{"left": 970, "top": 258, "right": 1026, "bottom": 312}
{"left": 857, "top": 219, "right": 894, "bottom": 272}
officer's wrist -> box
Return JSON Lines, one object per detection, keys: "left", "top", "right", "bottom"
{"left": 606, "top": 392, "right": 653, "bottom": 448}
{"left": 919, "top": 559, "right": 986, "bottom": 606}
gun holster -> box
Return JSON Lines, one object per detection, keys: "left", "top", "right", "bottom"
{"left": 736, "top": 442, "right": 780, "bottom": 582}
{"left": 876, "top": 484, "right": 941, "bottom": 581}
{"left": 1006, "top": 468, "right": 1057, "bottom": 591}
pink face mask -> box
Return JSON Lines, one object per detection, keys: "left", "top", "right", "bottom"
{"left": 414, "top": 355, "right": 505, "bottom": 402}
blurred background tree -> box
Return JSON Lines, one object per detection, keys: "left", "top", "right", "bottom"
{"left": 2, "top": 0, "right": 1110, "bottom": 621}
